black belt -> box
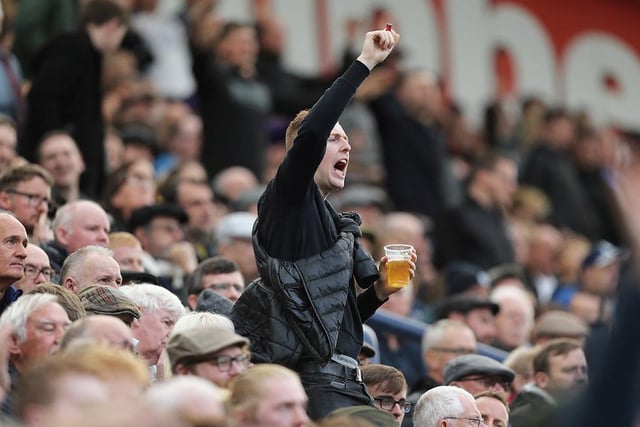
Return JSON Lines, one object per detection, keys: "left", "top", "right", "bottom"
{"left": 298, "top": 359, "right": 363, "bottom": 382}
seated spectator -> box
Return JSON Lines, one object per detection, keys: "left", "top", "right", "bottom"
{"left": 362, "top": 363, "right": 410, "bottom": 426}
{"left": 531, "top": 310, "right": 589, "bottom": 345}
{"left": 436, "top": 295, "right": 500, "bottom": 345}
{"left": 120, "top": 284, "right": 185, "bottom": 376}
{"left": 228, "top": 364, "right": 310, "bottom": 427}
{"left": 78, "top": 285, "right": 141, "bottom": 326}
{"left": 211, "top": 166, "right": 260, "bottom": 215}
{"left": 475, "top": 391, "right": 510, "bottom": 427}
{"left": 28, "top": 283, "right": 86, "bottom": 322}
{"left": 145, "top": 376, "right": 227, "bottom": 426}
{"left": 60, "top": 246, "right": 122, "bottom": 293}
{"left": 129, "top": 203, "right": 197, "bottom": 292}
{"left": 59, "top": 315, "right": 138, "bottom": 353}
{"left": 0, "top": 163, "right": 53, "bottom": 243}
{"left": 523, "top": 223, "right": 563, "bottom": 305}
{"left": 15, "top": 343, "right": 150, "bottom": 427}
{"left": 442, "top": 262, "right": 491, "bottom": 299}
{"left": 195, "top": 289, "right": 234, "bottom": 317}
{"left": 444, "top": 354, "right": 515, "bottom": 400}
{"left": 12, "top": 244, "right": 52, "bottom": 293}
{"left": 109, "top": 231, "right": 145, "bottom": 272}
{"left": 174, "top": 178, "right": 218, "bottom": 261}
{"left": 327, "top": 405, "right": 397, "bottom": 427}
{"left": 166, "top": 325, "right": 250, "bottom": 388}
{"left": 102, "top": 159, "right": 156, "bottom": 231}
{"left": 0, "top": 293, "right": 71, "bottom": 417}
{"left": 409, "top": 320, "right": 477, "bottom": 399}
{"left": 490, "top": 285, "right": 535, "bottom": 352}
{"left": 186, "top": 256, "right": 244, "bottom": 310}
{"left": 40, "top": 200, "right": 111, "bottom": 276}
{"left": 0, "top": 211, "right": 28, "bottom": 315}
{"left": 413, "top": 385, "right": 483, "bottom": 427}
{"left": 502, "top": 346, "right": 538, "bottom": 402}
{"left": 0, "top": 115, "right": 18, "bottom": 172}
{"left": 358, "top": 343, "right": 377, "bottom": 367}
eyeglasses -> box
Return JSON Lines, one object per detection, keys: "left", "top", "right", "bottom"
{"left": 125, "top": 174, "right": 154, "bottom": 187}
{"left": 458, "top": 375, "right": 512, "bottom": 392}
{"left": 430, "top": 347, "right": 476, "bottom": 356}
{"left": 443, "top": 417, "right": 485, "bottom": 427}
{"left": 207, "top": 283, "right": 244, "bottom": 293}
{"left": 209, "top": 353, "right": 250, "bottom": 372}
{"left": 24, "top": 264, "right": 54, "bottom": 280}
{"left": 5, "top": 190, "right": 50, "bottom": 206}
{"left": 373, "top": 397, "right": 412, "bottom": 413}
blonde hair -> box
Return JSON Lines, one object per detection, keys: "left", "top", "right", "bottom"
{"left": 229, "top": 364, "right": 301, "bottom": 411}
{"left": 109, "top": 231, "right": 142, "bottom": 250}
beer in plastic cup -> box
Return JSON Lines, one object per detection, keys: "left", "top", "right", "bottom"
{"left": 384, "top": 244, "right": 413, "bottom": 288}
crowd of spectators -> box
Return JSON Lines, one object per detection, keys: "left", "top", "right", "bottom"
{"left": 0, "top": 0, "right": 639, "bottom": 426}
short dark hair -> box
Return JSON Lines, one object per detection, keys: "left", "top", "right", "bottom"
{"left": 469, "top": 149, "right": 515, "bottom": 183}
{"left": 81, "top": 0, "right": 129, "bottom": 27}
{"left": 0, "top": 163, "right": 54, "bottom": 191}
{"left": 186, "top": 256, "right": 240, "bottom": 296}
{"left": 533, "top": 339, "right": 583, "bottom": 375}
{"left": 361, "top": 363, "right": 407, "bottom": 395}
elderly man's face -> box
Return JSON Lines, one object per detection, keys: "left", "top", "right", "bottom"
{"left": 12, "top": 303, "right": 70, "bottom": 368}
{"left": 131, "top": 308, "right": 176, "bottom": 365}
{"left": 13, "top": 244, "right": 52, "bottom": 293}
{"left": 0, "top": 214, "right": 28, "bottom": 287}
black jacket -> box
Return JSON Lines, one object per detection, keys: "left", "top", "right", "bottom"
{"left": 231, "top": 212, "right": 380, "bottom": 367}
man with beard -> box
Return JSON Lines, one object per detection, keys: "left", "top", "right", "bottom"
{"left": 510, "top": 339, "right": 588, "bottom": 427}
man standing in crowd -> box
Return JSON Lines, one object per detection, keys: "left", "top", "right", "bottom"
{"left": 232, "top": 28, "right": 410, "bottom": 420}
{"left": 434, "top": 151, "right": 518, "bottom": 270}
{"left": 19, "top": 0, "right": 129, "bottom": 200}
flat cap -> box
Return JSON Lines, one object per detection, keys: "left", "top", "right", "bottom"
{"left": 166, "top": 326, "right": 248, "bottom": 370}
{"left": 215, "top": 212, "right": 256, "bottom": 243}
{"left": 128, "top": 203, "right": 188, "bottom": 232}
{"left": 437, "top": 295, "right": 500, "bottom": 319}
{"left": 444, "top": 354, "right": 515, "bottom": 385}
{"left": 79, "top": 285, "right": 141, "bottom": 319}
{"left": 533, "top": 310, "right": 589, "bottom": 340}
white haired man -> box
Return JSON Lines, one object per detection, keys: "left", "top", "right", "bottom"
{"left": 413, "top": 385, "right": 483, "bottom": 427}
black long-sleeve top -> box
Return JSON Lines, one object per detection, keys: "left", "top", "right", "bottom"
{"left": 256, "top": 60, "right": 383, "bottom": 360}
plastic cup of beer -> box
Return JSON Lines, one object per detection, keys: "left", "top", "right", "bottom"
{"left": 384, "top": 244, "right": 413, "bottom": 289}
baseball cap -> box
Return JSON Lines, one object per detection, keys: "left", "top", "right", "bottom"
{"left": 215, "top": 212, "right": 256, "bottom": 243}
{"left": 166, "top": 326, "right": 249, "bottom": 370}
{"left": 436, "top": 294, "right": 500, "bottom": 319}
{"left": 79, "top": 285, "right": 141, "bottom": 319}
{"left": 581, "top": 240, "right": 625, "bottom": 269}
{"left": 444, "top": 354, "right": 515, "bottom": 385}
